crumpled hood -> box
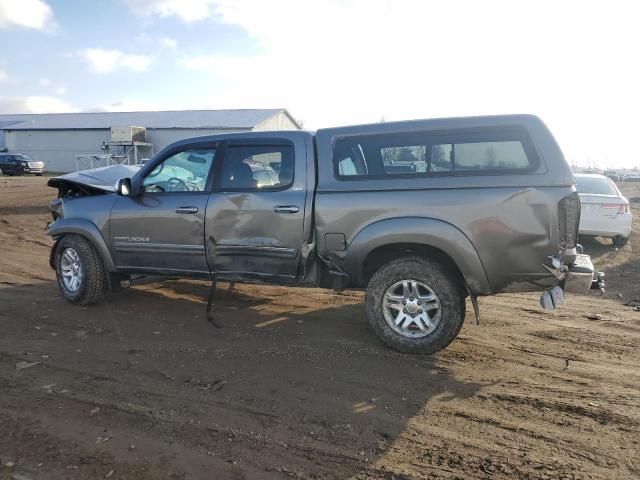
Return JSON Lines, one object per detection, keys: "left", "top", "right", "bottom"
{"left": 48, "top": 164, "right": 139, "bottom": 192}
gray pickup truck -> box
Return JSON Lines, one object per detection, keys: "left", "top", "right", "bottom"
{"left": 46, "top": 114, "right": 599, "bottom": 353}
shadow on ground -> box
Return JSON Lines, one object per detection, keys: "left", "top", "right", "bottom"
{"left": 0, "top": 280, "right": 486, "bottom": 479}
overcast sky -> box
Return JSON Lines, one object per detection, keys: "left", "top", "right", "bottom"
{"left": 0, "top": 0, "right": 638, "bottom": 168}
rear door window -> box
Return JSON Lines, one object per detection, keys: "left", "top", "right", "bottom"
{"left": 219, "top": 143, "right": 294, "bottom": 191}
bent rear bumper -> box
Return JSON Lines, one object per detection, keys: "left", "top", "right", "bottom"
{"left": 540, "top": 253, "right": 602, "bottom": 310}
{"left": 563, "top": 254, "right": 595, "bottom": 293}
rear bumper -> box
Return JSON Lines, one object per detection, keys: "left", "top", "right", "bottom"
{"left": 579, "top": 213, "right": 632, "bottom": 238}
{"left": 563, "top": 254, "right": 595, "bottom": 293}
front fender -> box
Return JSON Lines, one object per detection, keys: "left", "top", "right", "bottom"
{"left": 344, "top": 217, "right": 491, "bottom": 294}
{"left": 46, "top": 218, "right": 116, "bottom": 272}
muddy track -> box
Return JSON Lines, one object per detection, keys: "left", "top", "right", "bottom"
{"left": 0, "top": 177, "right": 639, "bottom": 479}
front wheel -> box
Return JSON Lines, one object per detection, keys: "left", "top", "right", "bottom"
{"left": 54, "top": 234, "right": 107, "bottom": 305}
{"left": 365, "top": 256, "right": 466, "bottom": 354}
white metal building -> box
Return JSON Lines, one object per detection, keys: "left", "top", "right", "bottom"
{"left": 0, "top": 109, "right": 300, "bottom": 172}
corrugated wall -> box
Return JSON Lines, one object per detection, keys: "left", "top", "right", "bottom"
{"left": 4, "top": 129, "right": 112, "bottom": 173}
{"left": 4, "top": 128, "right": 250, "bottom": 173}
{"left": 3, "top": 112, "right": 298, "bottom": 173}
{"left": 146, "top": 128, "right": 248, "bottom": 151}
{"left": 253, "top": 111, "right": 300, "bottom": 131}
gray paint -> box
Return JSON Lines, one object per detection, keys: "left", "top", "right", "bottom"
{"left": 46, "top": 114, "right": 578, "bottom": 297}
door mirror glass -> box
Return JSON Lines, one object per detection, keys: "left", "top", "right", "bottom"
{"left": 116, "top": 177, "right": 132, "bottom": 196}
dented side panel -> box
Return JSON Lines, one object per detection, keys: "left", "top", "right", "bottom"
{"left": 204, "top": 133, "right": 311, "bottom": 279}
{"left": 315, "top": 186, "right": 572, "bottom": 293}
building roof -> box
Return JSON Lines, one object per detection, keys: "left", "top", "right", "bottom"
{"left": 0, "top": 108, "right": 297, "bottom": 130}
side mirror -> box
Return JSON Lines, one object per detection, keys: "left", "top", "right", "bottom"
{"left": 116, "top": 177, "right": 133, "bottom": 196}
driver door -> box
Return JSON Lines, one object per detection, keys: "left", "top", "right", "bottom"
{"left": 109, "top": 144, "right": 217, "bottom": 275}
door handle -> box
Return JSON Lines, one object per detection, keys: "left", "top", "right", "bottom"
{"left": 273, "top": 205, "right": 300, "bottom": 214}
{"left": 175, "top": 206, "right": 199, "bottom": 214}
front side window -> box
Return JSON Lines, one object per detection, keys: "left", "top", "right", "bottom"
{"left": 220, "top": 144, "right": 294, "bottom": 191}
{"left": 143, "top": 148, "right": 216, "bottom": 193}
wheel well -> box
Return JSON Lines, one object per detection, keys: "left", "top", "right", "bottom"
{"left": 50, "top": 233, "right": 108, "bottom": 270}
{"left": 51, "top": 232, "right": 119, "bottom": 289}
{"left": 361, "top": 243, "right": 466, "bottom": 288}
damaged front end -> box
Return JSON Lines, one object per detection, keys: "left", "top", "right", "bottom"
{"left": 48, "top": 165, "right": 138, "bottom": 198}
{"left": 47, "top": 165, "right": 139, "bottom": 222}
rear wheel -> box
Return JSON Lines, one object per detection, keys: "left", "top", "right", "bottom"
{"left": 612, "top": 235, "right": 628, "bottom": 247}
{"left": 54, "top": 234, "right": 107, "bottom": 305}
{"left": 365, "top": 256, "right": 466, "bottom": 354}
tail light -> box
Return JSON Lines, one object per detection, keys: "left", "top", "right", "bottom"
{"left": 558, "top": 192, "right": 580, "bottom": 249}
{"left": 602, "top": 203, "right": 629, "bottom": 214}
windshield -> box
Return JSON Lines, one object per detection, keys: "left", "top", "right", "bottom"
{"left": 575, "top": 176, "right": 618, "bottom": 195}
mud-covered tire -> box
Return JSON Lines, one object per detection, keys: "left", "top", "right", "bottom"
{"left": 54, "top": 234, "right": 106, "bottom": 305}
{"left": 365, "top": 256, "right": 466, "bottom": 354}
{"left": 612, "top": 235, "right": 628, "bottom": 247}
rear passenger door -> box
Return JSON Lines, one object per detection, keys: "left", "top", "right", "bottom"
{"left": 205, "top": 137, "right": 308, "bottom": 280}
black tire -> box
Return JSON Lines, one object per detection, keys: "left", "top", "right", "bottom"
{"left": 364, "top": 256, "right": 466, "bottom": 354}
{"left": 612, "top": 235, "right": 628, "bottom": 248}
{"left": 54, "top": 234, "right": 107, "bottom": 305}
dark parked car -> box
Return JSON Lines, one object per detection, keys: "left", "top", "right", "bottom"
{"left": 46, "top": 114, "right": 599, "bottom": 354}
{"left": 0, "top": 154, "right": 45, "bottom": 176}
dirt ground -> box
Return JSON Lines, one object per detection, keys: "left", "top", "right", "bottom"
{"left": 1, "top": 176, "right": 639, "bottom": 480}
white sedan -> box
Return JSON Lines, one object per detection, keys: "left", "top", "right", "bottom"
{"left": 575, "top": 174, "right": 632, "bottom": 247}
